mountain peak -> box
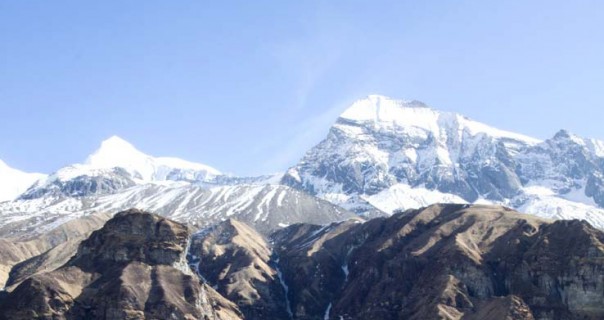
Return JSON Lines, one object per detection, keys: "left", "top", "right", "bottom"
{"left": 85, "top": 135, "right": 150, "bottom": 172}
{"left": 553, "top": 129, "right": 574, "bottom": 140}
{"left": 79, "top": 135, "right": 222, "bottom": 182}
{"left": 336, "top": 95, "right": 540, "bottom": 145}
{"left": 339, "top": 95, "right": 435, "bottom": 124}
{"left": 94, "top": 135, "right": 142, "bottom": 157}
{"left": 366, "top": 94, "right": 429, "bottom": 108}
{"left": 100, "top": 135, "right": 136, "bottom": 149}
{"left": 551, "top": 129, "right": 591, "bottom": 145}
{"left": 0, "top": 158, "right": 24, "bottom": 172}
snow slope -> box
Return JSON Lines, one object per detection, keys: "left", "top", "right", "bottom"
{"left": 340, "top": 95, "right": 539, "bottom": 144}
{"left": 363, "top": 184, "right": 467, "bottom": 214}
{"left": 20, "top": 136, "right": 225, "bottom": 200}
{"left": 0, "top": 183, "right": 356, "bottom": 237}
{"left": 85, "top": 136, "right": 221, "bottom": 181}
{"left": 0, "top": 159, "right": 46, "bottom": 202}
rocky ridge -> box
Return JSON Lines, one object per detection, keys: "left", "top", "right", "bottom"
{"left": 271, "top": 204, "right": 604, "bottom": 319}
{"left": 189, "top": 219, "right": 290, "bottom": 319}
{"left": 0, "top": 209, "right": 242, "bottom": 320}
{"left": 282, "top": 95, "right": 604, "bottom": 230}
{"left": 1, "top": 205, "right": 604, "bottom": 319}
{"left": 0, "top": 212, "right": 111, "bottom": 290}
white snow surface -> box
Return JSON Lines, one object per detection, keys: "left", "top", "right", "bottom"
{"left": 275, "top": 257, "right": 294, "bottom": 319}
{"left": 0, "top": 159, "right": 46, "bottom": 202}
{"left": 26, "top": 136, "right": 225, "bottom": 194}
{"left": 324, "top": 303, "right": 332, "bottom": 320}
{"left": 85, "top": 135, "right": 221, "bottom": 181}
{"left": 340, "top": 95, "right": 540, "bottom": 145}
{"left": 519, "top": 194, "right": 604, "bottom": 230}
{"left": 363, "top": 184, "right": 467, "bottom": 214}
{"left": 0, "top": 182, "right": 354, "bottom": 237}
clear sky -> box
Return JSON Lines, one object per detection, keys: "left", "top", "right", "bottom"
{"left": 1, "top": 1, "right": 603, "bottom": 176}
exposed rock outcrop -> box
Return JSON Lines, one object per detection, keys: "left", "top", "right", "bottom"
{"left": 189, "top": 219, "right": 289, "bottom": 319}
{"left": 2, "top": 205, "right": 603, "bottom": 320}
{"left": 0, "top": 212, "right": 111, "bottom": 289}
{"left": 281, "top": 95, "right": 604, "bottom": 230}
{"left": 0, "top": 209, "right": 242, "bottom": 320}
{"left": 272, "top": 204, "right": 604, "bottom": 320}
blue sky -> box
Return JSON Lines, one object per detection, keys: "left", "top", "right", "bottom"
{"left": 1, "top": 1, "right": 603, "bottom": 175}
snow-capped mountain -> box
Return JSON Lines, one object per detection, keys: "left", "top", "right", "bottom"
{"left": 19, "top": 136, "right": 225, "bottom": 200}
{"left": 3, "top": 96, "right": 604, "bottom": 233}
{"left": 3, "top": 97, "right": 604, "bottom": 319}
{"left": 0, "top": 136, "right": 354, "bottom": 237}
{"left": 85, "top": 135, "right": 222, "bottom": 182}
{"left": 0, "top": 159, "right": 46, "bottom": 202}
{"left": 282, "top": 95, "right": 604, "bottom": 229}
{"left": 0, "top": 136, "right": 357, "bottom": 238}
{"left": 0, "top": 137, "right": 355, "bottom": 292}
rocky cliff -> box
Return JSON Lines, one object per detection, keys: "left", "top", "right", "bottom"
{"left": 272, "top": 204, "right": 604, "bottom": 320}
{"left": 189, "top": 219, "right": 290, "bottom": 319}
{"left": 282, "top": 95, "right": 604, "bottom": 230}
{"left": 2, "top": 205, "right": 603, "bottom": 320}
{"left": 0, "top": 209, "right": 242, "bottom": 320}
{"left": 0, "top": 212, "right": 111, "bottom": 289}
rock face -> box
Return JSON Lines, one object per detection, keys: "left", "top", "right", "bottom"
{"left": 69, "top": 209, "right": 191, "bottom": 269}
{"left": 0, "top": 209, "right": 242, "bottom": 320}
{"left": 19, "top": 167, "right": 137, "bottom": 200}
{"left": 2, "top": 205, "right": 603, "bottom": 320}
{"left": 272, "top": 204, "right": 604, "bottom": 320}
{"left": 0, "top": 212, "right": 111, "bottom": 289}
{"left": 189, "top": 219, "right": 289, "bottom": 320}
{"left": 282, "top": 96, "right": 537, "bottom": 208}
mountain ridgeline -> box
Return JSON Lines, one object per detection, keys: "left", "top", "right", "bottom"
{"left": 0, "top": 209, "right": 242, "bottom": 320}
{"left": 3, "top": 95, "right": 604, "bottom": 230}
{"left": 1, "top": 206, "right": 603, "bottom": 319}
{"left": 1, "top": 95, "right": 604, "bottom": 319}
{"left": 282, "top": 95, "right": 604, "bottom": 229}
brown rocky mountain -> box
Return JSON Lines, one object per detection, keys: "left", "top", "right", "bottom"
{"left": 1, "top": 204, "right": 603, "bottom": 320}
{"left": 0, "top": 209, "right": 242, "bottom": 320}
{"left": 184, "top": 203, "right": 604, "bottom": 320}
{"left": 272, "top": 204, "right": 604, "bottom": 320}
{"left": 0, "top": 212, "right": 111, "bottom": 289}
{"left": 189, "top": 219, "right": 290, "bottom": 320}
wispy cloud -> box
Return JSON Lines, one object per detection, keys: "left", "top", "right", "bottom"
{"left": 269, "top": 14, "right": 355, "bottom": 111}
{"left": 254, "top": 96, "right": 357, "bottom": 174}
{"left": 249, "top": 9, "right": 364, "bottom": 174}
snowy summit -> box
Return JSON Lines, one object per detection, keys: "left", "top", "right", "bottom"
{"left": 339, "top": 95, "right": 540, "bottom": 144}
{"left": 85, "top": 135, "right": 221, "bottom": 181}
